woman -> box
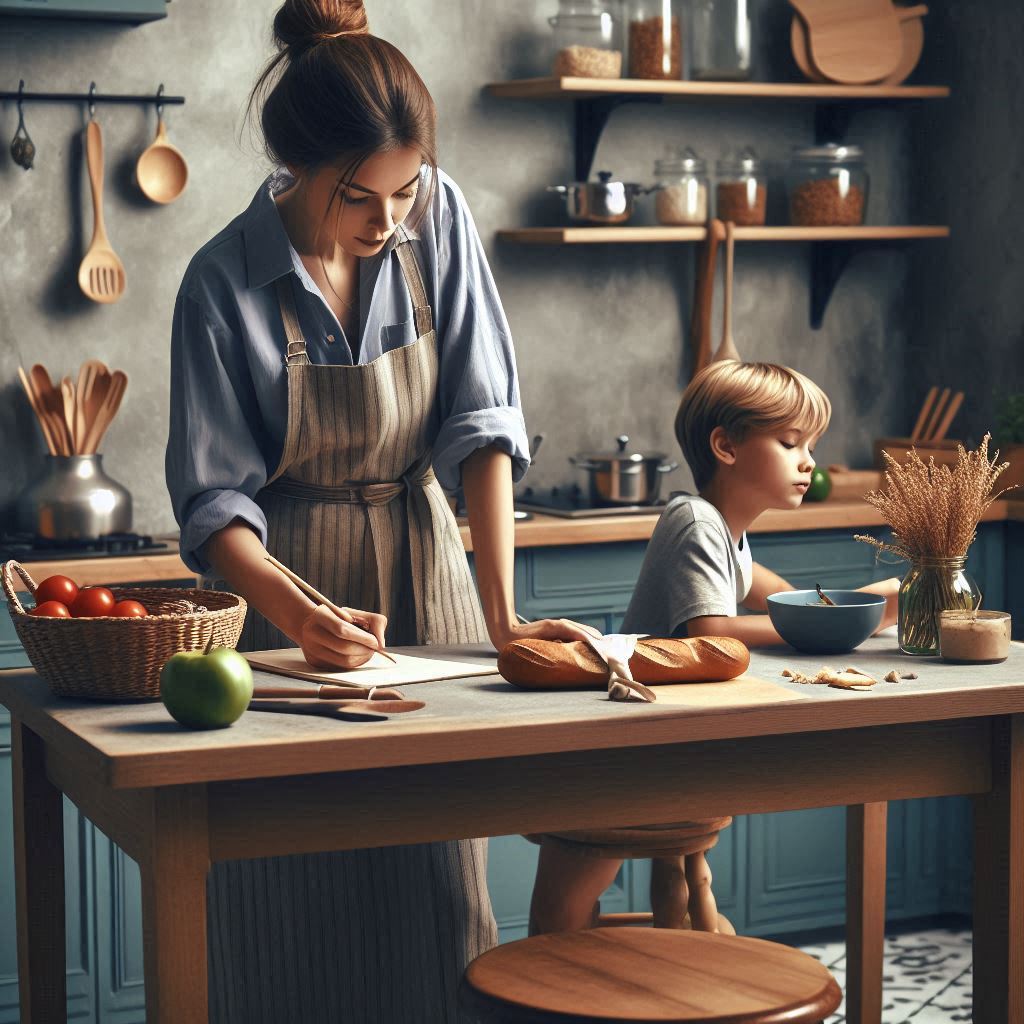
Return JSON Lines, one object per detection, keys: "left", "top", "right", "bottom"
{"left": 165, "top": 1, "right": 595, "bottom": 1019}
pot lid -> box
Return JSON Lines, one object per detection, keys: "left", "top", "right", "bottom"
{"left": 578, "top": 435, "right": 669, "bottom": 462}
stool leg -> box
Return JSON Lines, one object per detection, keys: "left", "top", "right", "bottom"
{"left": 684, "top": 850, "right": 720, "bottom": 933}
{"left": 529, "top": 840, "right": 623, "bottom": 935}
{"left": 650, "top": 856, "right": 689, "bottom": 929}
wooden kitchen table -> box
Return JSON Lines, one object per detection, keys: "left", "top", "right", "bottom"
{"left": 2, "top": 639, "right": 1022, "bottom": 1024}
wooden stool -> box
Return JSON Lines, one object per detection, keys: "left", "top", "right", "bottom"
{"left": 527, "top": 818, "right": 733, "bottom": 934}
{"left": 461, "top": 927, "right": 842, "bottom": 1023}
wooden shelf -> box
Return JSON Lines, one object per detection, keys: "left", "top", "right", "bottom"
{"left": 497, "top": 226, "right": 950, "bottom": 245}
{"left": 486, "top": 77, "right": 950, "bottom": 101}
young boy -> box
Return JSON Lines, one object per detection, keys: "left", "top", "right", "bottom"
{"left": 528, "top": 361, "right": 899, "bottom": 935}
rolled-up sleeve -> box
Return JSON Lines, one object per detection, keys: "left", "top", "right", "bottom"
{"left": 431, "top": 178, "right": 530, "bottom": 491}
{"left": 165, "top": 285, "right": 270, "bottom": 574}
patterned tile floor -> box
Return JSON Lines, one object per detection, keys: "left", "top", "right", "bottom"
{"left": 798, "top": 925, "right": 973, "bottom": 1023}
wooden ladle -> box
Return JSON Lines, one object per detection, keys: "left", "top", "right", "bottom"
{"left": 711, "top": 221, "right": 741, "bottom": 364}
{"left": 78, "top": 119, "right": 126, "bottom": 304}
{"left": 135, "top": 114, "right": 188, "bottom": 204}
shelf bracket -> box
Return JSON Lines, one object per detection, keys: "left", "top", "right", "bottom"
{"left": 574, "top": 94, "right": 663, "bottom": 180}
{"left": 809, "top": 241, "right": 858, "bottom": 329}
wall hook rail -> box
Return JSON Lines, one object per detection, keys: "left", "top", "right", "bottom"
{"left": 0, "top": 84, "right": 185, "bottom": 108}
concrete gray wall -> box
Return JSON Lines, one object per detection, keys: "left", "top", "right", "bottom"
{"left": 1, "top": 0, "right": 947, "bottom": 536}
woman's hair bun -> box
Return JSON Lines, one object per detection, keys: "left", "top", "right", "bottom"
{"left": 272, "top": 0, "right": 369, "bottom": 52}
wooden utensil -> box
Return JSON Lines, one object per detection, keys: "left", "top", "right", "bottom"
{"left": 264, "top": 553, "right": 399, "bottom": 664}
{"left": 921, "top": 386, "right": 951, "bottom": 442}
{"left": 60, "top": 376, "right": 77, "bottom": 454}
{"left": 85, "top": 368, "right": 127, "bottom": 453}
{"left": 251, "top": 683, "right": 405, "bottom": 701}
{"left": 135, "top": 114, "right": 189, "bottom": 204}
{"left": 929, "top": 390, "right": 963, "bottom": 442}
{"left": 30, "top": 364, "right": 71, "bottom": 456}
{"left": 711, "top": 221, "right": 741, "bottom": 364}
{"left": 247, "top": 698, "right": 425, "bottom": 720}
{"left": 17, "top": 366, "right": 57, "bottom": 455}
{"left": 788, "top": 0, "right": 904, "bottom": 84}
{"left": 909, "top": 386, "right": 938, "bottom": 442}
{"left": 791, "top": 4, "right": 926, "bottom": 85}
{"left": 78, "top": 119, "right": 126, "bottom": 304}
{"left": 689, "top": 218, "right": 726, "bottom": 377}
{"left": 77, "top": 360, "right": 110, "bottom": 454}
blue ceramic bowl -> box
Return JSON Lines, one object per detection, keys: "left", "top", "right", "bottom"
{"left": 766, "top": 590, "right": 885, "bottom": 654}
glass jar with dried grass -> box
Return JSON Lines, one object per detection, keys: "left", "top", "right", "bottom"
{"left": 855, "top": 434, "right": 1011, "bottom": 656}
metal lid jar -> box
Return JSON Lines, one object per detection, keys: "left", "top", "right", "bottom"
{"left": 626, "top": 0, "right": 683, "bottom": 79}
{"left": 653, "top": 147, "right": 708, "bottom": 225}
{"left": 549, "top": 0, "right": 623, "bottom": 79}
{"left": 787, "top": 143, "right": 869, "bottom": 226}
{"left": 715, "top": 147, "right": 766, "bottom": 225}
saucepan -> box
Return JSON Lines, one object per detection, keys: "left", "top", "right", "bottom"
{"left": 547, "top": 171, "right": 650, "bottom": 224}
{"left": 570, "top": 435, "right": 678, "bottom": 506}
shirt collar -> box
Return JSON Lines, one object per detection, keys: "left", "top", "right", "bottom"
{"left": 243, "top": 169, "right": 420, "bottom": 291}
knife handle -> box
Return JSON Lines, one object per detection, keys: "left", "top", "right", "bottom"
{"left": 250, "top": 684, "right": 404, "bottom": 701}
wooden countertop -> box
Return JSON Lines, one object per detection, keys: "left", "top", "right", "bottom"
{"left": 10, "top": 499, "right": 1022, "bottom": 585}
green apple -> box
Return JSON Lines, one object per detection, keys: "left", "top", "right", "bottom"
{"left": 804, "top": 466, "right": 832, "bottom": 502}
{"left": 160, "top": 646, "right": 254, "bottom": 729}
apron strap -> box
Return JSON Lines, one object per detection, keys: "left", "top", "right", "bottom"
{"left": 276, "top": 276, "right": 310, "bottom": 366}
{"left": 393, "top": 226, "right": 434, "bottom": 337}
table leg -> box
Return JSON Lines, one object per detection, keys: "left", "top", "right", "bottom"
{"left": 973, "top": 714, "right": 1024, "bottom": 1024}
{"left": 845, "top": 801, "right": 887, "bottom": 1024}
{"left": 139, "top": 784, "right": 211, "bottom": 1024}
{"left": 12, "top": 718, "right": 67, "bottom": 1023}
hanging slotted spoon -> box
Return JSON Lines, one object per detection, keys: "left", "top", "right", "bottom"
{"left": 78, "top": 119, "right": 126, "bottom": 304}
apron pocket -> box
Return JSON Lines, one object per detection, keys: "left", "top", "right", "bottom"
{"left": 380, "top": 318, "right": 417, "bottom": 351}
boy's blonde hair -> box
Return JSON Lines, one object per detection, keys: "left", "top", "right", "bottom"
{"left": 675, "top": 361, "right": 831, "bottom": 489}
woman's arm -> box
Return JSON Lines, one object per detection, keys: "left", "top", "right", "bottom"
{"left": 462, "top": 445, "right": 599, "bottom": 649}
{"left": 204, "top": 520, "right": 387, "bottom": 669}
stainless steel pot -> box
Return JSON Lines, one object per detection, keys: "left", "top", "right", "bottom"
{"left": 547, "top": 171, "right": 649, "bottom": 224}
{"left": 570, "top": 435, "right": 678, "bottom": 506}
{"left": 17, "top": 454, "right": 132, "bottom": 541}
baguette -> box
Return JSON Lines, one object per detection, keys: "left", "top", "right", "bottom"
{"left": 498, "top": 636, "right": 750, "bottom": 690}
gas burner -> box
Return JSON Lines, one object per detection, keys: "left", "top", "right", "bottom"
{"left": 515, "top": 485, "right": 667, "bottom": 518}
{"left": 0, "top": 531, "right": 169, "bottom": 562}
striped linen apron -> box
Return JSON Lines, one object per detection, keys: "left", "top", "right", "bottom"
{"left": 207, "top": 226, "right": 496, "bottom": 1023}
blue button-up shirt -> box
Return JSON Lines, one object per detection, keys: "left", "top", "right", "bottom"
{"left": 166, "top": 168, "right": 529, "bottom": 574}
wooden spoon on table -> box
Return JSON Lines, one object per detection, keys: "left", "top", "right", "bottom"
{"left": 711, "top": 221, "right": 741, "bottom": 363}
{"left": 78, "top": 119, "right": 126, "bottom": 304}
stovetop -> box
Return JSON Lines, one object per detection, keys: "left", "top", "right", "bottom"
{"left": 515, "top": 485, "right": 668, "bottom": 519}
{"left": 0, "top": 532, "right": 169, "bottom": 563}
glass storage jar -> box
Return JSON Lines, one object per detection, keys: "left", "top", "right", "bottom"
{"left": 653, "top": 147, "right": 708, "bottom": 225}
{"left": 787, "top": 143, "right": 869, "bottom": 226}
{"left": 549, "top": 0, "right": 623, "bottom": 79}
{"left": 898, "top": 555, "right": 982, "bottom": 656}
{"left": 715, "top": 147, "right": 766, "bottom": 225}
{"left": 690, "top": 0, "right": 752, "bottom": 80}
{"left": 626, "top": 0, "right": 683, "bottom": 80}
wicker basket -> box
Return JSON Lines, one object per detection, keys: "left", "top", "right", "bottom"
{"left": 2, "top": 560, "right": 246, "bottom": 701}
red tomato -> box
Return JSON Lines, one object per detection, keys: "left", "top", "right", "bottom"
{"left": 110, "top": 600, "right": 148, "bottom": 618}
{"left": 29, "top": 600, "right": 71, "bottom": 618}
{"left": 69, "top": 587, "right": 117, "bottom": 618}
{"left": 34, "top": 574, "right": 79, "bottom": 607}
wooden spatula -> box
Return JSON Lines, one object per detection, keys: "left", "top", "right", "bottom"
{"left": 78, "top": 119, "right": 126, "bottom": 304}
{"left": 789, "top": 0, "right": 904, "bottom": 84}
{"left": 85, "top": 368, "right": 127, "bottom": 453}
{"left": 18, "top": 366, "right": 58, "bottom": 455}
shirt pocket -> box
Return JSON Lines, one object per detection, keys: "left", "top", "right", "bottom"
{"left": 380, "top": 319, "right": 418, "bottom": 352}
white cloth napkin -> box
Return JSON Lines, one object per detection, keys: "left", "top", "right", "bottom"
{"left": 581, "top": 633, "right": 656, "bottom": 703}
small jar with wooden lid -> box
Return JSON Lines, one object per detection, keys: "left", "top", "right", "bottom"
{"left": 715, "top": 148, "right": 766, "bottom": 226}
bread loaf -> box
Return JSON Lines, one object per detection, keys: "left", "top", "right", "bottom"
{"left": 497, "top": 636, "right": 750, "bottom": 690}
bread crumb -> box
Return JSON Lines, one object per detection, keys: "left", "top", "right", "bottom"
{"left": 884, "top": 670, "right": 900, "bottom": 683}
{"left": 903, "top": 672, "right": 918, "bottom": 680}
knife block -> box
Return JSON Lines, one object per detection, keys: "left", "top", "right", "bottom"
{"left": 873, "top": 436, "right": 963, "bottom": 470}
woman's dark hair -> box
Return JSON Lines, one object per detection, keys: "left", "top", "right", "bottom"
{"left": 248, "top": 0, "right": 438, "bottom": 222}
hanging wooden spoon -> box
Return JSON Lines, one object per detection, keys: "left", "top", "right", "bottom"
{"left": 711, "top": 221, "right": 741, "bottom": 364}
{"left": 78, "top": 119, "right": 126, "bottom": 304}
{"left": 135, "top": 113, "right": 189, "bottom": 204}
{"left": 690, "top": 218, "right": 726, "bottom": 378}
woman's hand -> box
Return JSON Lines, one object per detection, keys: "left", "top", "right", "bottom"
{"left": 861, "top": 577, "right": 900, "bottom": 633}
{"left": 490, "top": 616, "right": 602, "bottom": 651}
{"left": 299, "top": 604, "right": 389, "bottom": 670}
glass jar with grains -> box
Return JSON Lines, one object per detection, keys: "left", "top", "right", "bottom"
{"left": 549, "top": 0, "right": 623, "bottom": 79}
{"left": 787, "top": 143, "right": 869, "bottom": 226}
{"left": 653, "top": 147, "right": 709, "bottom": 225}
{"left": 690, "top": 0, "right": 752, "bottom": 80}
{"left": 626, "top": 0, "right": 683, "bottom": 79}
{"left": 715, "top": 147, "right": 766, "bottom": 225}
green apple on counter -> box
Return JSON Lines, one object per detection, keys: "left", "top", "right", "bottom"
{"left": 803, "top": 466, "right": 832, "bottom": 502}
{"left": 160, "top": 640, "right": 254, "bottom": 730}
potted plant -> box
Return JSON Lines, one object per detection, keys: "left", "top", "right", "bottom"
{"left": 995, "top": 393, "right": 1024, "bottom": 497}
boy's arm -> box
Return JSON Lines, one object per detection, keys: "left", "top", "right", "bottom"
{"left": 684, "top": 613, "right": 788, "bottom": 646}
{"left": 742, "top": 561, "right": 793, "bottom": 612}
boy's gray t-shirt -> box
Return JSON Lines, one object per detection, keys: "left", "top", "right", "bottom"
{"left": 621, "top": 494, "right": 753, "bottom": 637}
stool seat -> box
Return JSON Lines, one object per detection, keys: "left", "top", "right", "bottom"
{"left": 461, "top": 927, "right": 842, "bottom": 1023}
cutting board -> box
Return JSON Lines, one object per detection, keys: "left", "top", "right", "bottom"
{"left": 651, "top": 675, "right": 809, "bottom": 707}
{"left": 244, "top": 648, "right": 498, "bottom": 690}
{"left": 789, "top": 0, "right": 904, "bottom": 84}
